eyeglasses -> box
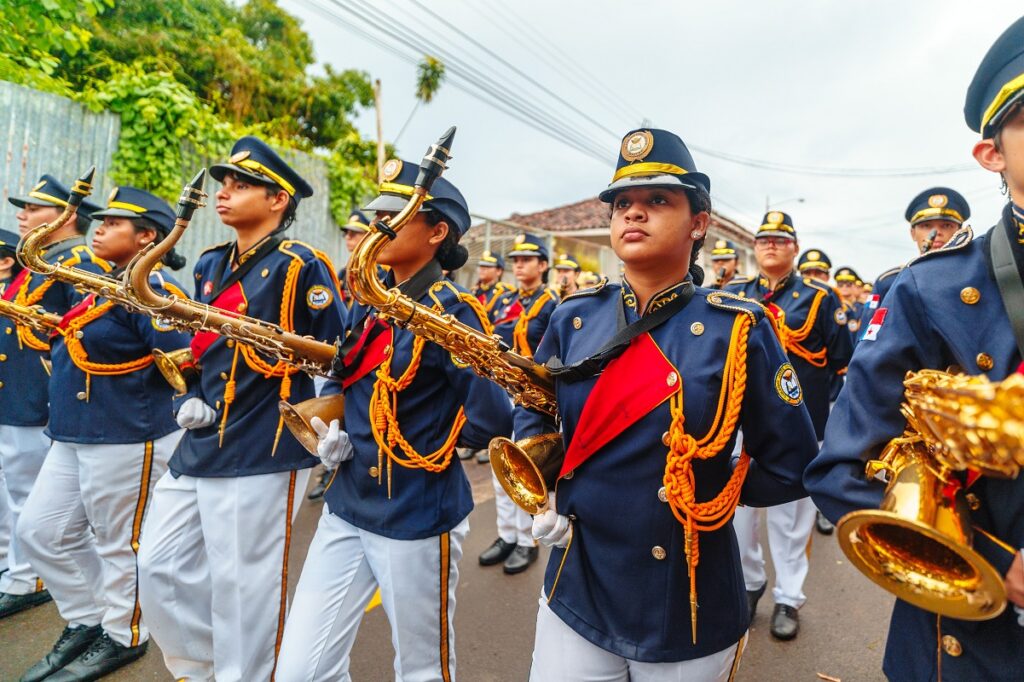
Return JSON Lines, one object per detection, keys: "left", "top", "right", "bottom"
{"left": 755, "top": 237, "right": 793, "bottom": 248}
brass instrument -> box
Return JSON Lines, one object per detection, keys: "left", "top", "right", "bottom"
{"left": 836, "top": 369, "right": 1024, "bottom": 620}
{"left": 17, "top": 168, "right": 196, "bottom": 390}
{"left": 921, "top": 228, "right": 939, "bottom": 253}
{"left": 556, "top": 273, "right": 572, "bottom": 301}
{"left": 335, "top": 127, "right": 563, "bottom": 511}
{"left": 0, "top": 298, "right": 62, "bottom": 334}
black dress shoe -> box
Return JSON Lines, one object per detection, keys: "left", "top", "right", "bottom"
{"left": 770, "top": 604, "right": 800, "bottom": 640}
{"left": 746, "top": 583, "right": 766, "bottom": 623}
{"left": 815, "top": 511, "right": 835, "bottom": 535}
{"left": 0, "top": 589, "right": 52, "bottom": 619}
{"left": 307, "top": 469, "right": 331, "bottom": 500}
{"left": 503, "top": 545, "right": 539, "bottom": 575}
{"left": 20, "top": 624, "right": 103, "bottom": 682}
{"left": 45, "top": 633, "right": 148, "bottom": 682}
{"left": 478, "top": 538, "right": 516, "bottom": 566}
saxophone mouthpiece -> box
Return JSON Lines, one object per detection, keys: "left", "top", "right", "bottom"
{"left": 415, "top": 126, "right": 456, "bottom": 193}
{"left": 176, "top": 168, "right": 208, "bottom": 220}
{"left": 68, "top": 167, "right": 96, "bottom": 208}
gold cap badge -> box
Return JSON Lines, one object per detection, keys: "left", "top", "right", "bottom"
{"left": 514, "top": 234, "right": 526, "bottom": 244}
{"left": 108, "top": 187, "right": 119, "bottom": 204}
{"left": 381, "top": 158, "right": 403, "bottom": 182}
{"left": 767, "top": 211, "right": 784, "bottom": 225}
{"left": 807, "top": 250, "right": 820, "bottom": 260}
{"left": 928, "top": 194, "right": 948, "bottom": 208}
{"left": 229, "top": 150, "right": 251, "bottom": 164}
{"left": 621, "top": 130, "right": 654, "bottom": 162}
{"left": 715, "top": 240, "right": 727, "bottom": 249}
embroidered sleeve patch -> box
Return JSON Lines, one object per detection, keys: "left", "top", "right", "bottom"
{"left": 151, "top": 317, "right": 176, "bottom": 332}
{"left": 775, "top": 363, "right": 803, "bottom": 405}
{"left": 306, "top": 284, "right": 334, "bottom": 310}
{"left": 867, "top": 294, "right": 880, "bottom": 310}
{"left": 862, "top": 308, "right": 887, "bottom": 341}
{"left": 834, "top": 308, "right": 848, "bottom": 325}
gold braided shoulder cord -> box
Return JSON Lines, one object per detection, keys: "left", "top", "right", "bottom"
{"left": 662, "top": 312, "right": 753, "bottom": 643}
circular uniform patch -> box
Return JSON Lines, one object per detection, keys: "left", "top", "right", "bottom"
{"left": 151, "top": 317, "right": 175, "bottom": 332}
{"left": 381, "top": 159, "right": 403, "bottom": 182}
{"left": 306, "top": 285, "right": 333, "bottom": 310}
{"left": 928, "top": 194, "right": 948, "bottom": 208}
{"left": 848, "top": 319, "right": 861, "bottom": 332}
{"left": 621, "top": 130, "right": 653, "bottom": 162}
{"left": 834, "top": 308, "right": 848, "bottom": 325}
{"left": 775, "top": 363, "right": 803, "bottom": 405}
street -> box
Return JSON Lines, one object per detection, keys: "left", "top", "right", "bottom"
{"left": 0, "top": 459, "right": 892, "bottom": 681}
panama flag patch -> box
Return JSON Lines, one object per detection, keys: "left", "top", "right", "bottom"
{"left": 867, "top": 294, "right": 881, "bottom": 310}
{"left": 862, "top": 308, "right": 888, "bottom": 341}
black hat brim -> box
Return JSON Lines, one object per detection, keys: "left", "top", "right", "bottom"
{"left": 362, "top": 193, "right": 430, "bottom": 214}
{"left": 7, "top": 195, "right": 101, "bottom": 216}
{"left": 598, "top": 172, "right": 711, "bottom": 202}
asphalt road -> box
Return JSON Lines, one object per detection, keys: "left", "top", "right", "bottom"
{"left": 0, "top": 457, "right": 892, "bottom": 681}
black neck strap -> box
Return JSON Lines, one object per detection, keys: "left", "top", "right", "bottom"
{"left": 989, "top": 206, "right": 1024, "bottom": 360}
{"left": 546, "top": 281, "right": 696, "bottom": 383}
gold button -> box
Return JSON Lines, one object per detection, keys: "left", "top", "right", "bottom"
{"left": 0, "top": 354, "right": 6, "bottom": 361}
{"left": 960, "top": 287, "right": 980, "bottom": 305}
{"left": 941, "top": 635, "right": 962, "bottom": 657}
{"left": 737, "top": 291, "right": 745, "bottom": 298}
{"left": 792, "top": 291, "right": 800, "bottom": 299}
{"left": 261, "top": 268, "right": 270, "bottom": 278}
{"left": 74, "top": 331, "right": 84, "bottom": 339}
{"left": 5, "top": 328, "right": 11, "bottom": 334}
{"left": 236, "top": 303, "right": 247, "bottom": 313}
{"left": 383, "top": 345, "right": 392, "bottom": 356}
{"left": 562, "top": 470, "right": 574, "bottom": 480}
{"left": 662, "top": 431, "right": 670, "bottom": 446}
{"left": 690, "top": 322, "right": 704, "bottom": 336}
{"left": 76, "top": 391, "right": 87, "bottom": 400}
{"left": 965, "top": 493, "right": 981, "bottom": 511}
{"left": 666, "top": 371, "right": 678, "bottom": 387}
{"left": 369, "top": 466, "right": 380, "bottom": 478}
{"left": 219, "top": 372, "right": 229, "bottom": 381}
{"left": 226, "top": 340, "right": 235, "bottom": 348}
{"left": 215, "top": 400, "right": 222, "bottom": 409}
{"left": 976, "top": 353, "right": 994, "bottom": 371}
{"left": 572, "top": 317, "right": 582, "bottom": 330}
{"left": 651, "top": 546, "right": 667, "bottom": 560}
{"left": 657, "top": 487, "right": 668, "bottom": 503}
{"left": 0, "top": 381, "right": 4, "bottom": 388}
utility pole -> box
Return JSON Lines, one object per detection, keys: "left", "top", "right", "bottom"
{"left": 374, "top": 79, "right": 385, "bottom": 182}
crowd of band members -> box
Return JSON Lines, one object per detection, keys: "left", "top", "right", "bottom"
{"left": 0, "top": 13, "right": 1023, "bottom": 682}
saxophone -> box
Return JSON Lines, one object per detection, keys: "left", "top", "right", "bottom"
{"left": 0, "top": 298, "right": 62, "bottom": 333}
{"left": 342, "top": 127, "right": 562, "bottom": 513}
{"left": 17, "top": 168, "right": 196, "bottom": 390}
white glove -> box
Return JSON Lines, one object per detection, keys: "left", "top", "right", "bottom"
{"left": 311, "top": 416, "right": 353, "bottom": 470}
{"left": 176, "top": 397, "right": 217, "bottom": 430}
{"left": 1015, "top": 605, "right": 1024, "bottom": 627}
{"left": 532, "top": 492, "right": 573, "bottom": 548}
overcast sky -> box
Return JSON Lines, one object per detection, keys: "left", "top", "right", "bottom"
{"left": 281, "top": 0, "right": 1021, "bottom": 281}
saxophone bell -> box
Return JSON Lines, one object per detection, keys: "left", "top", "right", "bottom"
{"left": 279, "top": 395, "right": 346, "bottom": 456}
{"left": 489, "top": 433, "right": 565, "bottom": 514}
{"left": 152, "top": 347, "right": 198, "bottom": 395}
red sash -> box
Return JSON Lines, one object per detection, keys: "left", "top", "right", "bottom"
{"left": 2, "top": 268, "right": 30, "bottom": 302}
{"left": 189, "top": 282, "right": 245, "bottom": 361}
{"left": 560, "top": 332, "right": 679, "bottom": 477}
{"left": 339, "top": 319, "right": 393, "bottom": 389}
{"left": 54, "top": 294, "right": 97, "bottom": 337}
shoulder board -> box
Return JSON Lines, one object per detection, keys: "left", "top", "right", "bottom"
{"left": 728, "top": 275, "right": 754, "bottom": 285}
{"left": 199, "top": 240, "right": 232, "bottom": 257}
{"left": 704, "top": 290, "right": 768, "bottom": 321}
{"left": 427, "top": 279, "right": 491, "bottom": 328}
{"left": 66, "top": 245, "right": 112, "bottom": 272}
{"left": 560, "top": 277, "right": 609, "bottom": 302}
{"left": 876, "top": 266, "right": 903, "bottom": 282}
{"left": 544, "top": 287, "right": 560, "bottom": 301}
{"left": 909, "top": 226, "right": 974, "bottom": 265}
{"left": 801, "top": 277, "right": 831, "bottom": 293}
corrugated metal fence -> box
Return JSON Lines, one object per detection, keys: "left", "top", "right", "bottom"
{"left": 0, "top": 81, "right": 345, "bottom": 295}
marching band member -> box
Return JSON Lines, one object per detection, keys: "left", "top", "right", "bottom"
{"left": 726, "top": 212, "right": 852, "bottom": 639}
{"left": 709, "top": 239, "right": 741, "bottom": 289}
{"left": 858, "top": 188, "right": 971, "bottom": 333}
{"left": 0, "top": 229, "right": 21, "bottom": 296}
{"left": 137, "top": 137, "right": 346, "bottom": 682}
{"left": 481, "top": 233, "right": 559, "bottom": 573}
{"left": 796, "top": 248, "right": 831, "bottom": 285}
{"left": 338, "top": 209, "right": 371, "bottom": 310}
{"left": 806, "top": 16, "right": 1024, "bottom": 680}
{"left": 275, "top": 158, "right": 512, "bottom": 681}
{"left": 0, "top": 175, "right": 104, "bottom": 620}
{"left": 553, "top": 252, "right": 582, "bottom": 298}
{"left": 518, "top": 129, "right": 818, "bottom": 680}
{"left": 473, "top": 250, "right": 514, "bottom": 322}
{"left": 17, "top": 188, "right": 191, "bottom": 681}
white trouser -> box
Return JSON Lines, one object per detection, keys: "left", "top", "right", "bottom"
{"left": 492, "top": 472, "right": 535, "bottom": 547}
{"left": 0, "top": 424, "right": 50, "bottom": 594}
{"left": 276, "top": 508, "right": 467, "bottom": 682}
{"left": 18, "top": 431, "right": 179, "bottom": 645}
{"left": 530, "top": 596, "right": 746, "bottom": 682}
{"left": 137, "top": 467, "right": 311, "bottom": 682}
{"left": 0, "top": 466, "right": 10, "bottom": 571}
{"left": 732, "top": 497, "right": 817, "bottom": 608}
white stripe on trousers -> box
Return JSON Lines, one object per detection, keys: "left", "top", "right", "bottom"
{"left": 137, "top": 467, "right": 310, "bottom": 682}
{"left": 276, "top": 508, "right": 467, "bottom": 682}
{"left": 0, "top": 424, "right": 50, "bottom": 595}
{"left": 17, "top": 430, "right": 179, "bottom": 644}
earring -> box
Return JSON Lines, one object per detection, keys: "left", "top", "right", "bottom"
{"left": 690, "top": 231, "right": 703, "bottom": 239}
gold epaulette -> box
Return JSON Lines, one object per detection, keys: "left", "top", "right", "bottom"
{"left": 705, "top": 290, "right": 768, "bottom": 322}
{"left": 560, "top": 277, "right": 608, "bottom": 302}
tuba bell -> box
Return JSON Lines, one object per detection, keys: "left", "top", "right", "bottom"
{"left": 836, "top": 369, "right": 1024, "bottom": 620}
{"left": 489, "top": 433, "right": 564, "bottom": 514}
